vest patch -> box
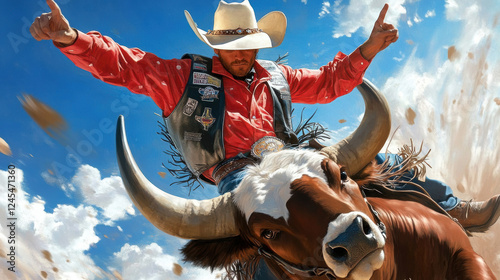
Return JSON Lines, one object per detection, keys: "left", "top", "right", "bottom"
{"left": 279, "top": 88, "right": 292, "bottom": 101}
{"left": 195, "top": 107, "right": 216, "bottom": 131}
{"left": 192, "top": 55, "right": 210, "bottom": 63}
{"left": 183, "top": 98, "right": 198, "bottom": 116}
{"left": 184, "top": 131, "right": 202, "bottom": 142}
{"left": 199, "top": 86, "right": 219, "bottom": 102}
{"left": 193, "top": 62, "right": 208, "bottom": 71}
{"left": 193, "top": 72, "right": 222, "bottom": 87}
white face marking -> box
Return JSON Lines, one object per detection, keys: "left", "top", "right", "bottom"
{"left": 322, "top": 211, "right": 385, "bottom": 279}
{"left": 232, "top": 149, "right": 327, "bottom": 222}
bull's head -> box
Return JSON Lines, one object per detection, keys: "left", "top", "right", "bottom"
{"left": 116, "top": 79, "right": 391, "bottom": 279}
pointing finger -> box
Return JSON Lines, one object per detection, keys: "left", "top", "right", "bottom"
{"left": 376, "top": 3, "right": 389, "bottom": 25}
{"left": 46, "top": 0, "right": 62, "bottom": 16}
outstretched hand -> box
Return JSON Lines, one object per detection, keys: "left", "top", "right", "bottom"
{"left": 360, "top": 4, "right": 399, "bottom": 61}
{"left": 30, "top": 0, "right": 77, "bottom": 46}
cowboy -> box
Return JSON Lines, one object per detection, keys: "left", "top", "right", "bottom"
{"left": 31, "top": 0, "right": 499, "bottom": 238}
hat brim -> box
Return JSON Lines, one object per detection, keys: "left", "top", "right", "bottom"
{"left": 185, "top": 10, "right": 286, "bottom": 50}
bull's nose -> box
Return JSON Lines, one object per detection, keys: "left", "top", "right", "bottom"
{"left": 326, "top": 215, "right": 378, "bottom": 267}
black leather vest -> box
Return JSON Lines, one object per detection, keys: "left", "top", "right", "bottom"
{"left": 164, "top": 54, "right": 297, "bottom": 180}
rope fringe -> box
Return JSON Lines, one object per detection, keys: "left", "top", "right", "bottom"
{"left": 158, "top": 120, "right": 205, "bottom": 194}
{"left": 372, "top": 137, "right": 433, "bottom": 195}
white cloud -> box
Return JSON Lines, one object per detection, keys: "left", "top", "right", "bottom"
{"left": 71, "top": 164, "right": 135, "bottom": 225}
{"left": 319, "top": 1, "right": 331, "bottom": 18}
{"left": 41, "top": 170, "right": 76, "bottom": 196}
{"left": 393, "top": 51, "right": 406, "bottom": 61}
{"left": 0, "top": 169, "right": 104, "bottom": 279}
{"left": 0, "top": 168, "right": 226, "bottom": 279}
{"left": 323, "top": 0, "right": 406, "bottom": 38}
{"left": 301, "top": 0, "right": 308, "bottom": 4}
{"left": 425, "top": 9, "right": 436, "bottom": 18}
{"left": 111, "top": 243, "right": 223, "bottom": 280}
{"left": 413, "top": 13, "right": 422, "bottom": 23}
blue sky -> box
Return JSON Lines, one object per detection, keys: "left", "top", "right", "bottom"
{"left": 1, "top": 0, "right": 500, "bottom": 279}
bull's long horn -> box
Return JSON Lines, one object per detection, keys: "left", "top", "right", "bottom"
{"left": 321, "top": 78, "right": 391, "bottom": 175}
{"left": 116, "top": 115, "right": 239, "bottom": 239}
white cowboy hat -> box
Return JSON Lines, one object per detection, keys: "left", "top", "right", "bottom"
{"left": 185, "top": 0, "right": 287, "bottom": 50}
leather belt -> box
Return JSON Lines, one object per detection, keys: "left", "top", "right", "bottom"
{"left": 213, "top": 136, "right": 286, "bottom": 185}
{"left": 212, "top": 156, "right": 258, "bottom": 186}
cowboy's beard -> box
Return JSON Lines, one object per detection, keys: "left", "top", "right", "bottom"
{"left": 217, "top": 51, "right": 258, "bottom": 78}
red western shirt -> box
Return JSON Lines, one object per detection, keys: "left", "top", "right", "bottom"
{"left": 58, "top": 30, "right": 370, "bottom": 180}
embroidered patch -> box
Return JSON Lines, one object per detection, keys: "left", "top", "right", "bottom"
{"left": 279, "top": 88, "right": 292, "bottom": 101}
{"left": 183, "top": 98, "right": 198, "bottom": 116}
{"left": 184, "top": 131, "right": 202, "bottom": 142}
{"left": 195, "top": 108, "right": 216, "bottom": 131}
{"left": 193, "top": 62, "right": 208, "bottom": 72}
{"left": 193, "top": 72, "right": 222, "bottom": 87}
{"left": 192, "top": 55, "right": 209, "bottom": 63}
{"left": 198, "top": 86, "right": 219, "bottom": 102}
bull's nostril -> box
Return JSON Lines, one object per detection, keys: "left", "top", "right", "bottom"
{"left": 362, "top": 218, "right": 372, "bottom": 236}
{"left": 325, "top": 215, "right": 380, "bottom": 266}
{"left": 327, "top": 246, "right": 348, "bottom": 262}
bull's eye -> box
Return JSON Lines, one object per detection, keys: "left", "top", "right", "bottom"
{"left": 340, "top": 171, "right": 348, "bottom": 182}
{"left": 261, "top": 229, "right": 279, "bottom": 240}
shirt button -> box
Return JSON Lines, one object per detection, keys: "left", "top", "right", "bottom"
{"left": 252, "top": 116, "right": 256, "bottom": 119}
{"left": 361, "top": 62, "right": 364, "bottom": 65}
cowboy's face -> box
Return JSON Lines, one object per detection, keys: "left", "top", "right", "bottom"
{"left": 215, "top": 49, "right": 258, "bottom": 77}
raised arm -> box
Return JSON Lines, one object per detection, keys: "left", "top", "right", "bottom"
{"left": 28, "top": 0, "right": 193, "bottom": 117}
{"left": 30, "top": 0, "right": 77, "bottom": 47}
{"left": 359, "top": 3, "right": 399, "bottom": 61}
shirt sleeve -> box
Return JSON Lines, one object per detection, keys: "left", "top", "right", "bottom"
{"left": 56, "top": 30, "right": 191, "bottom": 116}
{"left": 280, "top": 48, "right": 370, "bottom": 104}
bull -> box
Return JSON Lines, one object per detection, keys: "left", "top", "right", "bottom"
{"left": 115, "top": 80, "right": 495, "bottom": 279}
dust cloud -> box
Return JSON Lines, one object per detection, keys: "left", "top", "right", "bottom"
{"left": 383, "top": 18, "right": 500, "bottom": 278}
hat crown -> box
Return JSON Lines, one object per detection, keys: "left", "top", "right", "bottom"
{"left": 213, "top": 0, "right": 258, "bottom": 30}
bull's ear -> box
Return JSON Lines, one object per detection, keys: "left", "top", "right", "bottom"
{"left": 182, "top": 236, "right": 258, "bottom": 270}
{"left": 321, "top": 158, "right": 341, "bottom": 187}
{"left": 350, "top": 159, "right": 380, "bottom": 186}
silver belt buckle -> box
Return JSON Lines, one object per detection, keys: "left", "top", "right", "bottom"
{"left": 251, "top": 136, "right": 285, "bottom": 159}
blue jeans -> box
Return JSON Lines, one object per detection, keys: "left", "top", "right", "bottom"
{"left": 217, "top": 167, "right": 247, "bottom": 194}
{"left": 374, "top": 153, "right": 459, "bottom": 211}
